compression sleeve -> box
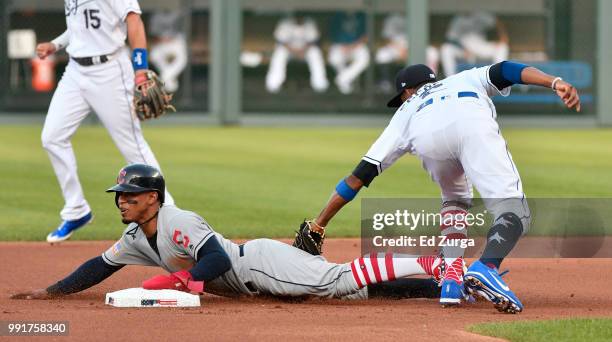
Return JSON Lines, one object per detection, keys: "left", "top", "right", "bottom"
{"left": 46, "top": 256, "right": 123, "bottom": 295}
{"left": 488, "top": 61, "right": 528, "bottom": 90}
{"left": 352, "top": 160, "right": 379, "bottom": 187}
{"left": 188, "top": 235, "right": 232, "bottom": 282}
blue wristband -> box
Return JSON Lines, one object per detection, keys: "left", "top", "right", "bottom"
{"left": 335, "top": 178, "right": 359, "bottom": 202}
{"left": 132, "top": 48, "right": 148, "bottom": 70}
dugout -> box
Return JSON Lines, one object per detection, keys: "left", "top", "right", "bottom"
{"left": 0, "top": 0, "right": 610, "bottom": 125}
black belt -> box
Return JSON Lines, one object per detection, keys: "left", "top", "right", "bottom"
{"left": 238, "top": 244, "right": 257, "bottom": 292}
{"left": 71, "top": 55, "right": 110, "bottom": 66}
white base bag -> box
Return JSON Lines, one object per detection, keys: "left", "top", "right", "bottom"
{"left": 105, "top": 288, "right": 201, "bottom": 308}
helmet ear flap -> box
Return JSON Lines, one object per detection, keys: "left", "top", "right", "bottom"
{"left": 157, "top": 190, "right": 164, "bottom": 205}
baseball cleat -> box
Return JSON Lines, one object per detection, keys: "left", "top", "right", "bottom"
{"left": 46, "top": 212, "right": 93, "bottom": 243}
{"left": 464, "top": 260, "right": 523, "bottom": 314}
{"left": 439, "top": 279, "right": 466, "bottom": 307}
{"left": 439, "top": 257, "right": 468, "bottom": 307}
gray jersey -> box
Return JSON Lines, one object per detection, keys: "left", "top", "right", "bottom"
{"left": 101, "top": 205, "right": 366, "bottom": 299}
{"left": 102, "top": 205, "right": 250, "bottom": 297}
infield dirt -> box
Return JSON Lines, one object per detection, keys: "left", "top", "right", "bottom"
{"left": 2, "top": 239, "right": 611, "bottom": 341}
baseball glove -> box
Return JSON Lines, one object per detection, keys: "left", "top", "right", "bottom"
{"left": 293, "top": 220, "right": 325, "bottom": 255}
{"left": 134, "top": 70, "right": 175, "bottom": 120}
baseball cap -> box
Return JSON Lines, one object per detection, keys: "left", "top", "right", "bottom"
{"left": 386, "top": 64, "right": 437, "bottom": 108}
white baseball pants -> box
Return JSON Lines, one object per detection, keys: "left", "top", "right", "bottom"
{"left": 41, "top": 50, "right": 174, "bottom": 221}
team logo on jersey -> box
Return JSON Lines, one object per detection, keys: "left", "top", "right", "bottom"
{"left": 117, "top": 169, "right": 127, "bottom": 184}
{"left": 172, "top": 230, "right": 191, "bottom": 248}
{"left": 417, "top": 82, "right": 443, "bottom": 99}
{"left": 65, "top": 0, "right": 95, "bottom": 16}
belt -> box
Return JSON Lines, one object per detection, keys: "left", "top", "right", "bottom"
{"left": 71, "top": 55, "right": 110, "bottom": 66}
{"left": 237, "top": 244, "right": 257, "bottom": 293}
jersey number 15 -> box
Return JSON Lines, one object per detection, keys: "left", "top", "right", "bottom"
{"left": 84, "top": 9, "right": 101, "bottom": 29}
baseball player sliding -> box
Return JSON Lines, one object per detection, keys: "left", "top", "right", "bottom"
{"left": 37, "top": 0, "right": 174, "bottom": 243}
{"left": 12, "top": 164, "right": 446, "bottom": 301}
{"left": 293, "top": 61, "right": 580, "bottom": 313}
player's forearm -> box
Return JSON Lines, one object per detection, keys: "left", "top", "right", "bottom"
{"left": 51, "top": 30, "right": 70, "bottom": 51}
{"left": 520, "top": 67, "right": 559, "bottom": 89}
{"left": 46, "top": 256, "right": 123, "bottom": 296}
{"left": 315, "top": 160, "right": 379, "bottom": 227}
{"left": 126, "top": 12, "right": 147, "bottom": 50}
{"left": 315, "top": 175, "right": 364, "bottom": 227}
{"left": 189, "top": 236, "right": 232, "bottom": 282}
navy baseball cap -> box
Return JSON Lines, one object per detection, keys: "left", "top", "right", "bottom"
{"left": 386, "top": 64, "right": 437, "bottom": 107}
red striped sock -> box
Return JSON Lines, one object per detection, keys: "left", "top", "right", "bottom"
{"left": 443, "top": 257, "right": 465, "bottom": 284}
{"left": 417, "top": 255, "right": 445, "bottom": 282}
{"left": 350, "top": 253, "right": 396, "bottom": 288}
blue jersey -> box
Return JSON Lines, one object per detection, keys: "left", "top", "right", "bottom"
{"left": 330, "top": 12, "right": 367, "bottom": 44}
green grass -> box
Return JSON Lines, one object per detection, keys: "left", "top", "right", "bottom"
{"left": 1, "top": 126, "right": 611, "bottom": 241}
{"left": 469, "top": 318, "right": 612, "bottom": 342}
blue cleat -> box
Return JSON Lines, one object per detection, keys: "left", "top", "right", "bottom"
{"left": 46, "top": 212, "right": 93, "bottom": 243}
{"left": 464, "top": 260, "right": 523, "bottom": 314}
{"left": 439, "top": 279, "right": 465, "bottom": 307}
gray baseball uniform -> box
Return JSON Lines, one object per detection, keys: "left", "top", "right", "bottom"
{"left": 102, "top": 205, "right": 366, "bottom": 299}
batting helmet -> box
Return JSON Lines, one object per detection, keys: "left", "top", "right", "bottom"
{"left": 106, "top": 164, "right": 165, "bottom": 206}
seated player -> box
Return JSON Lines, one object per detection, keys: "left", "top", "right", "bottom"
{"left": 12, "top": 164, "right": 447, "bottom": 301}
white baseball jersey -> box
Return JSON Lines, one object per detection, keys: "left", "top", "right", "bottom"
{"left": 64, "top": 0, "right": 141, "bottom": 57}
{"left": 273, "top": 17, "right": 320, "bottom": 51}
{"left": 363, "top": 66, "right": 524, "bottom": 209}
{"left": 43, "top": 0, "right": 173, "bottom": 225}
{"left": 446, "top": 12, "right": 496, "bottom": 43}
{"left": 381, "top": 14, "right": 407, "bottom": 46}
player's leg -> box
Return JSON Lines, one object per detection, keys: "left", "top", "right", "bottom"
{"left": 457, "top": 109, "right": 530, "bottom": 313}
{"left": 459, "top": 111, "right": 530, "bottom": 263}
{"left": 426, "top": 45, "right": 440, "bottom": 74}
{"left": 265, "top": 44, "right": 290, "bottom": 93}
{"left": 367, "top": 278, "right": 440, "bottom": 299}
{"left": 336, "top": 44, "right": 370, "bottom": 94}
{"left": 462, "top": 35, "right": 508, "bottom": 65}
{"left": 409, "top": 116, "right": 476, "bottom": 305}
{"left": 84, "top": 56, "right": 174, "bottom": 205}
{"left": 242, "top": 239, "right": 442, "bottom": 299}
{"left": 418, "top": 155, "right": 473, "bottom": 306}
{"left": 375, "top": 44, "right": 398, "bottom": 64}
{"left": 327, "top": 44, "right": 345, "bottom": 72}
{"left": 158, "top": 37, "right": 188, "bottom": 92}
{"left": 328, "top": 44, "right": 350, "bottom": 93}
{"left": 149, "top": 42, "right": 170, "bottom": 83}
{"left": 304, "top": 46, "right": 329, "bottom": 92}
{"left": 440, "top": 42, "right": 462, "bottom": 76}
{"left": 41, "top": 65, "right": 94, "bottom": 242}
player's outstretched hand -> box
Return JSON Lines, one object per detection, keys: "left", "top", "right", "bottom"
{"left": 554, "top": 79, "right": 581, "bottom": 112}
{"left": 10, "top": 289, "right": 51, "bottom": 300}
{"left": 36, "top": 43, "right": 57, "bottom": 60}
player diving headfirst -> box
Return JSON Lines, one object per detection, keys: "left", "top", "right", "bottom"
{"left": 12, "top": 164, "right": 447, "bottom": 301}
{"left": 292, "top": 62, "right": 580, "bottom": 313}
